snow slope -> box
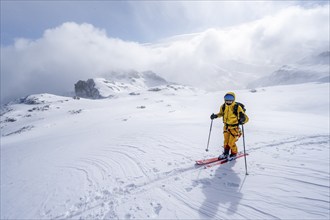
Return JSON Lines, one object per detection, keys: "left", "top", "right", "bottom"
{"left": 1, "top": 83, "right": 329, "bottom": 219}
{"left": 248, "top": 51, "right": 330, "bottom": 88}
{"left": 74, "top": 71, "right": 170, "bottom": 99}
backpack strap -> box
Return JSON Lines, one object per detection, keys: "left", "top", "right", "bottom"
{"left": 223, "top": 102, "right": 243, "bottom": 117}
{"left": 222, "top": 103, "right": 239, "bottom": 116}
{"left": 234, "top": 102, "right": 246, "bottom": 116}
{"left": 221, "top": 104, "right": 226, "bottom": 113}
{"left": 233, "top": 103, "right": 239, "bottom": 116}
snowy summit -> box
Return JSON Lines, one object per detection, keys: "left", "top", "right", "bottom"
{"left": 248, "top": 51, "right": 330, "bottom": 88}
{"left": 74, "top": 71, "right": 174, "bottom": 99}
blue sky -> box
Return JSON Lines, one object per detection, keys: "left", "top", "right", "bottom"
{"left": 1, "top": 1, "right": 136, "bottom": 45}
{"left": 1, "top": 1, "right": 329, "bottom": 104}
{"left": 2, "top": 0, "right": 328, "bottom": 45}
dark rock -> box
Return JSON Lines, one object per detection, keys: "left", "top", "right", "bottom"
{"left": 74, "top": 79, "right": 102, "bottom": 99}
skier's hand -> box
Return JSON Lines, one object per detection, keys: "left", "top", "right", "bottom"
{"left": 238, "top": 118, "right": 244, "bottom": 125}
{"left": 238, "top": 112, "right": 246, "bottom": 125}
{"left": 210, "top": 113, "right": 218, "bottom": 120}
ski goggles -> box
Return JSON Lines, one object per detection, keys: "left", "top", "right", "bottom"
{"left": 224, "top": 94, "right": 235, "bottom": 101}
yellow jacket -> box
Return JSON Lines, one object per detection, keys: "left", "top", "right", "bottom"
{"left": 216, "top": 92, "right": 249, "bottom": 126}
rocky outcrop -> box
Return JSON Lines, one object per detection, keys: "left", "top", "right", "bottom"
{"left": 74, "top": 79, "right": 102, "bottom": 99}
{"left": 74, "top": 71, "right": 170, "bottom": 99}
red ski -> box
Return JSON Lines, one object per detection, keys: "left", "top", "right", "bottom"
{"left": 205, "top": 153, "right": 248, "bottom": 168}
{"left": 195, "top": 157, "right": 221, "bottom": 165}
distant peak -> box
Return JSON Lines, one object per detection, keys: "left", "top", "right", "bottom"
{"left": 318, "top": 51, "right": 330, "bottom": 57}
{"left": 74, "top": 70, "right": 170, "bottom": 99}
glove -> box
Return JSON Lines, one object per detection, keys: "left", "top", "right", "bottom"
{"left": 238, "top": 112, "right": 246, "bottom": 125}
{"left": 238, "top": 117, "right": 245, "bottom": 125}
{"left": 210, "top": 113, "right": 218, "bottom": 120}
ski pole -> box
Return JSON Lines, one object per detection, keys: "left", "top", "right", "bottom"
{"left": 205, "top": 119, "right": 213, "bottom": 152}
{"left": 241, "top": 124, "right": 248, "bottom": 175}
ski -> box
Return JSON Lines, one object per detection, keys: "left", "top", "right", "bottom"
{"left": 195, "top": 157, "right": 222, "bottom": 165}
{"left": 205, "top": 153, "right": 248, "bottom": 168}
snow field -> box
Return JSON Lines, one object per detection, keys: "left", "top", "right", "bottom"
{"left": 1, "top": 83, "right": 329, "bottom": 219}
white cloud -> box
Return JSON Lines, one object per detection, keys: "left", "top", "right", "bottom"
{"left": 1, "top": 23, "right": 153, "bottom": 104}
{"left": 147, "top": 5, "right": 329, "bottom": 87}
{"left": 1, "top": 5, "right": 329, "bottom": 104}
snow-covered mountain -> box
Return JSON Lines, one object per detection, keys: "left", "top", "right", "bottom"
{"left": 1, "top": 82, "right": 329, "bottom": 219}
{"left": 74, "top": 70, "right": 174, "bottom": 99}
{"left": 248, "top": 51, "right": 330, "bottom": 88}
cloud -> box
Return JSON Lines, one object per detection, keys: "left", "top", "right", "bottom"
{"left": 128, "top": 1, "right": 305, "bottom": 41}
{"left": 1, "top": 23, "right": 153, "bottom": 104}
{"left": 149, "top": 5, "right": 329, "bottom": 87}
{"left": 1, "top": 5, "right": 329, "bottom": 104}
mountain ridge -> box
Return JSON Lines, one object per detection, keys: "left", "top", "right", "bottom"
{"left": 74, "top": 70, "right": 176, "bottom": 99}
{"left": 248, "top": 51, "right": 330, "bottom": 88}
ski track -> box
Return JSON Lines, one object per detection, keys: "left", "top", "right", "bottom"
{"left": 118, "top": 135, "right": 329, "bottom": 219}
{"left": 40, "top": 135, "right": 329, "bottom": 219}
{"left": 2, "top": 120, "right": 329, "bottom": 219}
{"left": 38, "top": 134, "right": 201, "bottom": 219}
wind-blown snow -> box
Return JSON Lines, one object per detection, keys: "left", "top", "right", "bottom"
{"left": 248, "top": 51, "right": 330, "bottom": 88}
{"left": 1, "top": 83, "right": 329, "bottom": 219}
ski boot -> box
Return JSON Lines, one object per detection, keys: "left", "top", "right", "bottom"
{"left": 218, "top": 148, "right": 230, "bottom": 160}
{"left": 228, "top": 153, "right": 237, "bottom": 161}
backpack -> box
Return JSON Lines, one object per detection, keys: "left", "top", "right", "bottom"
{"left": 222, "top": 102, "right": 246, "bottom": 117}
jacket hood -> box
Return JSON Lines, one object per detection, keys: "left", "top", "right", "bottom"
{"left": 224, "top": 92, "right": 236, "bottom": 102}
